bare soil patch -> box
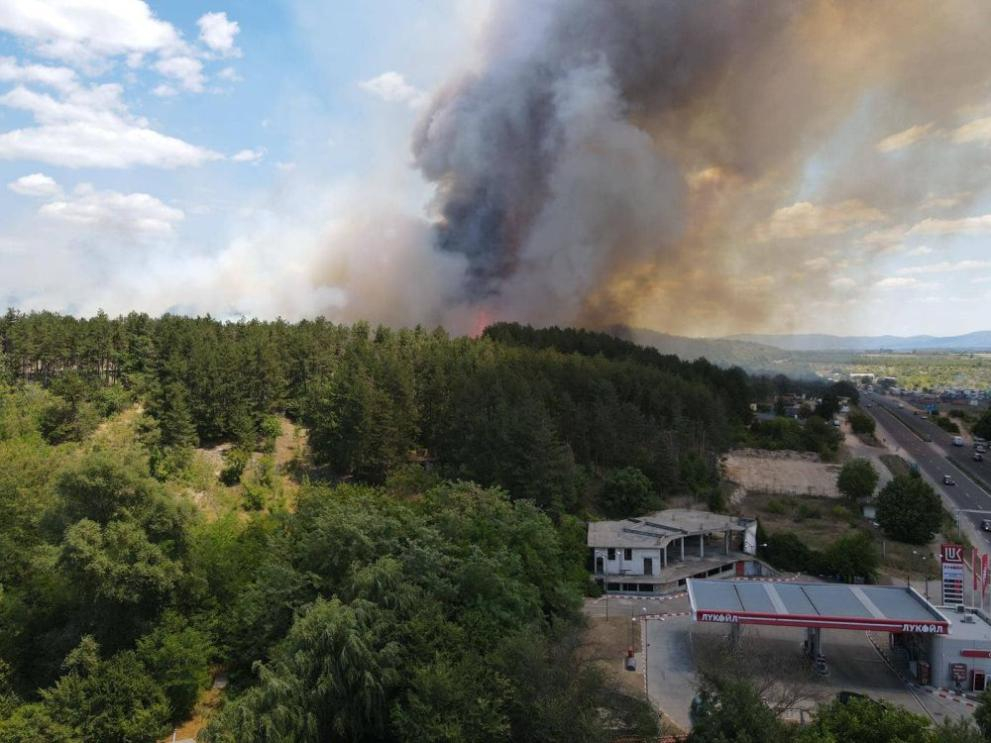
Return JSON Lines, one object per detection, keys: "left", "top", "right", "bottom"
{"left": 580, "top": 612, "right": 645, "bottom": 700}
{"left": 723, "top": 449, "right": 842, "bottom": 499}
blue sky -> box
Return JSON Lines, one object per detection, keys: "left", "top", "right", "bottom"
{"left": 0, "top": 1, "right": 989, "bottom": 337}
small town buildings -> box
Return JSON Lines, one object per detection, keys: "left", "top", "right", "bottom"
{"left": 588, "top": 509, "right": 761, "bottom": 594}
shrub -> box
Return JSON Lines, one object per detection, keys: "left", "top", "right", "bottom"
{"left": 765, "top": 499, "right": 786, "bottom": 515}
{"left": 220, "top": 448, "right": 250, "bottom": 486}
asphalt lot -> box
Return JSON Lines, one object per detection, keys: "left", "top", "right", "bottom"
{"left": 862, "top": 391, "right": 991, "bottom": 551}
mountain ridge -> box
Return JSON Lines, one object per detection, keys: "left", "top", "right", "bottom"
{"left": 724, "top": 330, "right": 991, "bottom": 352}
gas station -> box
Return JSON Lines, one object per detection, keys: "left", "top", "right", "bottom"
{"left": 687, "top": 543, "right": 991, "bottom": 693}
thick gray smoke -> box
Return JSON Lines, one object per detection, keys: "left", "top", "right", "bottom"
{"left": 411, "top": 0, "right": 991, "bottom": 333}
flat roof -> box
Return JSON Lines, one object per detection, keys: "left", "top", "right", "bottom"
{"left": 588, "top": 509, "right": 753, "bottom": 549}
{"left": 688, "top": 579, "right": 949, "bottom": 634}
{"left": 940, "top": 608, "right": 991, "bottom": 642}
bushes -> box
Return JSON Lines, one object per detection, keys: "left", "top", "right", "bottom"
{"left": 747, "top": 415, "right": 841, "bottom": 457}
{"left": 934, "top": 415, "right": 960, "bottom": 434}
{"left": 220, "top": 448, "right": 250, "bottom": 486}
{"left": 848, "top": 408, "right": 876, "bottom": 435}
{"left": 760, "top": 529, "right": 878, "bottom": 582}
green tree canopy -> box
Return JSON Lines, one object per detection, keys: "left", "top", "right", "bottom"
{"left": 598, "top": 466, "right": 657, "bottom": 518}
{"left": 796, "top": 696, "right": 932, "bottom": 743}
{"left": 876, "top": 475, "right": 942, "bottom": 545}
{"left": 837, "top": 458, "right": 879, "bottom": 504}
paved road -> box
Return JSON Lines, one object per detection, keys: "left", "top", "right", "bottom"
{"left": 863, "top": 391, "right": 991, "bottom": 552}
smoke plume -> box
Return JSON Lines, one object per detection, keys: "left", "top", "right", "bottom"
{"left": 408, "top": 0, "right": 991, "bottom": 335}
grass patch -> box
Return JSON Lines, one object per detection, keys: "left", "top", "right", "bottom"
{"left": 879, "top": 454, "right": 911, "bottom": 478}
{"left": 743, "top": 491, "right": 855, "bottom": 552}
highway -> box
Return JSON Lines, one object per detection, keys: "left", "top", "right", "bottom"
{"left": 862, "top": 390, "right": 991, "bottom": 550}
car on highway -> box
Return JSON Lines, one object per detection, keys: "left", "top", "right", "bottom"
{"left": 943, "top": 475, "right": 956, "bottom": 486}
{"left": 923, "top": 434, "right": 933, "bottom": 442}
{"left": 983, "top": 519, "right": 991, "bottom": 532}
{"left": 975, "top": 452, "right": 985, "bottom": 463}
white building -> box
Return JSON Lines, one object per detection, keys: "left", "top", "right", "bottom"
{"left": 587, "top": 509, "right": 760, "bottom": 594}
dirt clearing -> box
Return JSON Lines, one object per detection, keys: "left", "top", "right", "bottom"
{"left": 723, "top": 449, "right": 841, "bottom": 499}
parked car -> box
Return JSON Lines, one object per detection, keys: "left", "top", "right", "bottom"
{"left": 943, "top": 475, "right": 957, "bottom": 486}
{"left": 982, "top": 519, "right": 991, "bottom": 532}
{"left": 953, "top": 436, "right": 964, "bottom": 447}
{"left": 975, "top": 452, "right": 984, "bottom": 463}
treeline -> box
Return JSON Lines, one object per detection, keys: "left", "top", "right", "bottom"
{"left": 1, "top": 312, "right": 753, "bottom": 515}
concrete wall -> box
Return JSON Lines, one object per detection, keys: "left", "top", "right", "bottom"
{"left": 593, "top": 547, "right": 662, "bottom": 577}
{"left": 929, "top": 634, "right": 991, "bottom": 690}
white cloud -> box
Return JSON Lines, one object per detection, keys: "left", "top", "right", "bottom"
{"left": 0, "top": 57, "right": 77, "bottom": 93}
{"left": 906, "top": 245, "right": 932, "bottom": 256}
{"left": 197, "top": 12, "right": 240, "bottom": 57}
{"left": 358, "top": 71, "right": 425, "bottom": 107}
{"left": 275, "top": 161, "right": 297, "bottom": 172}
{"left": 0, "top": 0, "right": 182, "bottom": 69}
{"left": 877, "top": 123, "right": 934, "bottom": 152}
{"left": 38, "top": 183, "right": 184, "bottom": 235}
{"left": 875, "top": 277, "right": 921, "bottom": 289}
{"left": 803, "top": 256, "right": 829, "bottom": 271}
{"left": 232, "top": 148, "right": 265, "bottom": 163}
{"left": 898, "top": 259, "right": 991, "bottom": 276}
{"left": 907, "top": 214, "right": 991, "bottom": 236}
{"left": 154, "top": 56, "right": 205, "bottom": 93}
{"left": 0, "top": 83, "right": 221, "bottom": 168}
{"left": 860, "top": 224, "right": 909, "bottom": 249}
{"left": 8, "top": 172, "right": 60, "bottom": 197}
{"left": 952, "top": 116, "right": 991, "bottom": 145}
{"left": 829, "top": 277, "right": 856, "bottom": 290}
{"left": 920, "top": 193, "right": 967, "bottom": 211}
{"left": 152, "top": 84, "right": 177, "bottom": 97}
{"left": 756, "top": 200, "right": 885, "bottom": 241}
{"left": 217, "top": 66, "right": 241, "bottom": 82}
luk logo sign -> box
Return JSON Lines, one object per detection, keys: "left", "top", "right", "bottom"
{"left": 942, "top": 544, "right": 964, "bottom": 563}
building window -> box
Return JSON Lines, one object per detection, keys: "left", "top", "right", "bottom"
{"left": 622, "top": 583, "right": 637, "bottom": 592}
{"left": 607, "top": 548, "right": 615, "bottom": 560}
{"left": 624, "top": 548, "right": 632, "bottom": 561}
{"left": 607, "top": 583, "right": 621, "bottom": 591}
{"left": 638, "top": 584, "right": 654, "bottom": 593}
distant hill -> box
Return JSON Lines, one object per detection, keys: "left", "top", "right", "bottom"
{"left": 608, "top": 326, "right": 818, "bottom": 377}
{"left": 725, "top": 331, "right": 991, "bottom": 352}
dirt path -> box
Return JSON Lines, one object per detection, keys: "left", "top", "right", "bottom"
{"left": 842, "top": 426, "right": 893, "bottom": 490}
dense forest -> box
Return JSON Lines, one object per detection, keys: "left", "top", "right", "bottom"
{"left": 0, "top": 311, "right": 770, "bottom": 741}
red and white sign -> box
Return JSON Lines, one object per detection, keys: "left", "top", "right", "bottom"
{"left": 961, "top": 649, "right": 991, "bottom": 659}
{"left": 943, "top": 544, "right": 965, "bottom": 563}
{"left": 943, "top": 543, "right": 966, "bottom": 605}
{"left": 693, "top": 610, "right": 947, "bottom": 634}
